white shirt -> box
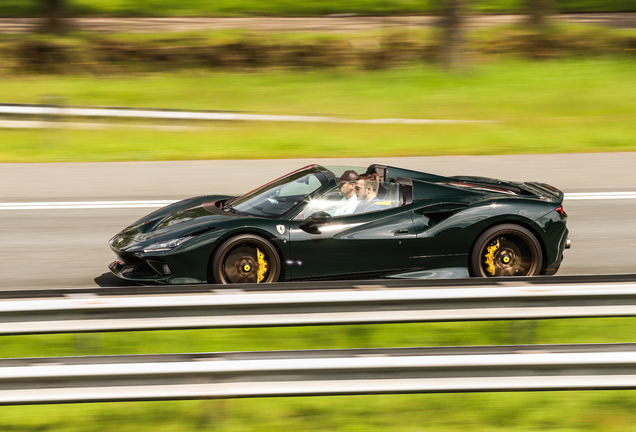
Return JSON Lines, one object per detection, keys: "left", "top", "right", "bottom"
{"left": 332, "top": 195, "right": 359, "bottom": 216}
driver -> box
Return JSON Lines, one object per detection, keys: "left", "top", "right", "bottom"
{"left": 329, "top": 170, "right": 359, "bottom": 216}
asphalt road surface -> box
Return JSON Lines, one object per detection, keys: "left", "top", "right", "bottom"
{"left": 2, "top": 153, "right": 635, "bottom": 289}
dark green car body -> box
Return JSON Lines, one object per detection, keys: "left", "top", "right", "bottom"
{"left": 109, "top": 164, "right": 569, "bottom": 284}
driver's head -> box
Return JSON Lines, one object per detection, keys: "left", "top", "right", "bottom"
{"left": 337, "top": 170, "right": 358, "bottom": 198}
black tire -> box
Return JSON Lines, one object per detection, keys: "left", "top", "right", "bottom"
{"left": 470, "top": 224, "right": 542, "bottom": 277}
{"left": 210, "top": 234, "right": 281, "bottom": 284}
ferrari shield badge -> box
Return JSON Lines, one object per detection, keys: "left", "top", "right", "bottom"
{"left": 276, "top": 225, "right": 285, "bottom": 235}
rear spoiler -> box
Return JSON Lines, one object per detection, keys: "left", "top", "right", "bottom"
{"left": 519, "top": 182, "right": 564, "bottom": 204}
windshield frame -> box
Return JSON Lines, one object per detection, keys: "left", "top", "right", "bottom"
{"left": 226, "top": 165, "right": 334, "bottom": 219}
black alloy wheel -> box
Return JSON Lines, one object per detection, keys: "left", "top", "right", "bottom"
{"left": 470, "top": 224, "right": 542, "bottom": 277}
{"left": 211, "top": 234, "right": 281, "bottom": 284}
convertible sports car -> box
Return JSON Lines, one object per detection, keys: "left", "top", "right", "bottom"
{"left": 109, "top": 164, "right": 570, "bottom": 284}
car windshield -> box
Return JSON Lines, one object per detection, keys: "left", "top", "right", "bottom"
{"left": 227, "top": 165, "right": 330, "bottom": 218}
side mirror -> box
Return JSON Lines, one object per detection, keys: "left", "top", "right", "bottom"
{"left": 299, "top": 211, "right": 332, "bottom": 234}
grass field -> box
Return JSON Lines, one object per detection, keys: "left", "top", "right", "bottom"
{"left": 1, "top": 0, "right": 635, "bottom": 17}
{"left": 1, "top": 58, "right": 635, "bottom": 161}
{"left": 3, "top": 391, "right": 636, "bottom": 432}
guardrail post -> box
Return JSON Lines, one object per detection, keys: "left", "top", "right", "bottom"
{"left": 39, "top": 94, "right": 67, "bottom": 145}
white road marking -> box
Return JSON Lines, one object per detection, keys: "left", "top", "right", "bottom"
{"left": 0, "top": 201, "right": 176, "bottom": 210}
{"left": 563, "top": 192, "right": 636, "bottom": 200}
{"left": 0, "top": 193, "right": 634, "bottom": 210}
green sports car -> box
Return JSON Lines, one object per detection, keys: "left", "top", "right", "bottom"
{"left": 109, "top": 164, "right": 570, "bottom": 284}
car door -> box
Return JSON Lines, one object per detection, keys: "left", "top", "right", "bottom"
{"left": 287, "top": 207, "right": 417, "bottom": 279}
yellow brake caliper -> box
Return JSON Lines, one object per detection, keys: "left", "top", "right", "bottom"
{"left": 484, "top": 239, "right": 500, "bottom": 276}
{"left": 256, "top": 248, "right": 268, "bottom": 283}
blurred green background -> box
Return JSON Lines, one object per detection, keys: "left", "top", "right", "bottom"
{"left": 1, "top": 0, "right": 636, "bottom": 16}
{"left": 1, "top": 1, "right": 635, "bottom": 161}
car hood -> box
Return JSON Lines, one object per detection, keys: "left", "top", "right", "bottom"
{"left": 123, "top": 201, "right": 238, "bottom": 243}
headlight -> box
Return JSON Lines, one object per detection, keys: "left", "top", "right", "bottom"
{"left": 143, "top": 236, "right": 194, "bottom": 253}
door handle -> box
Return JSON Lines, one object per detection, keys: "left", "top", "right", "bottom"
{"left": 394, "top": 229, "right": 409, "bottom": 236}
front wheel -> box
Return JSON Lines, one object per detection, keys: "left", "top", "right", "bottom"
{"left": 210, "top": 234, "right": 281, "bottom": 284}
{"left": 470, "top": 224, "right": 542, "bottom": 277}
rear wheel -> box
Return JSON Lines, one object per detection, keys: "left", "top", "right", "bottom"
{"left": 470, "top": 224, "right": 542, "bottom": 277}
{"left": 210, "top": 234, "right": 281, "bottom": 284}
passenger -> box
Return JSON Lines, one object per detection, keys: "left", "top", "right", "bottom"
{"left": 329, "top": 170, "right": 359, "bottom": 216}
{"left": 354, "top": 173, "right": 385, "bottom": 213}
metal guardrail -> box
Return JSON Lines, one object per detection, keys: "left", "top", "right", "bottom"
{"left": 4, "top": 273, "right": 636, "bottom": 299}
{"left": 2, "top": 343, "right": 636, "bottom": 405}
{"left": 2, "top": 279, "right": 636, "bottom": 335}
{"left": 0, "top": 103, "right": 488, "bottom": 125}
{"left": 2, "top": 276, "right": 636, "bottom": 404}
